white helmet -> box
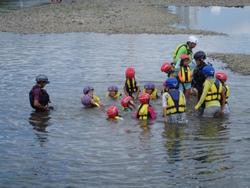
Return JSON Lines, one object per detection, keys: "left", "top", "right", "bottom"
{"left": 188, "top": 35, "right": 198, "bottom": 44}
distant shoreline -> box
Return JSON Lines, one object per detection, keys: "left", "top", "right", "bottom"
{"left": 0, "top": 0, "right": 250, "bottom": 74}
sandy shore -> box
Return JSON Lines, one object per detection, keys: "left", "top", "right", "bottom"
{"left": 0, "top": 0, "right": 250, "bottom": 74}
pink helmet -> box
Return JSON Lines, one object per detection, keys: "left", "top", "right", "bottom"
{"left": 107, "top": 105, "right": 119, "bottom": 118}
{"left": 215, "top": 71, "right": 228, "bottom": 82}
{"left": 161, "top": 62, "right": 172, "bottom": 73}
{"left": 139, "top": 93, "right": 150, "bottom": 104}
{"left": 180, "top": 54, "right": 190, "bottom": 60}
{"left": 125, "top": 67, "right": 135, "bottom": 78}
{"left": 121, "top": 96, "right": 133, "bottom": 108}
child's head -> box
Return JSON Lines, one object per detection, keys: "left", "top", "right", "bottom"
{"left": 161, "top": 62, "right": 173, "bottom": 73}
{"left": 121, "top": 96, "right": 135, "bottom": 109}
{"left": 125, "top": 67, "right": 135, "bottom": 79}
{"left": 139, "top": 93, "right": 150, "bottom": 104}
{"left": 83, "top": 86, "right": 94, "bottom": 96}
{"left": 215, "top": 71, "right": 227, "bottom": 84}
{"left": 106, "top": 105, "right": 119, "bottom": 119}
{"left": 164, "top": 78, "right": 178, "bottom": 90}
{"left": 144, "top": 83, "right": 155, "bottom": 95}
{"left": 108, "top": 85, "right": 119, "bottom": 97}
{"left": 180, "top": 54, "right": 190, "bottom": 66}
{"left": 202, "top": 65, "right": 215, "bottom": 78}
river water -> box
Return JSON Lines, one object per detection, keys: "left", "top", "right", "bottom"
{"left": 0, "top": 32, "right": 250, "bottom": 187}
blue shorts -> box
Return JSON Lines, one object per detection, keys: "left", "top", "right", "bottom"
{"left": 178, "top": 82, "right": 191, "bottom": 92}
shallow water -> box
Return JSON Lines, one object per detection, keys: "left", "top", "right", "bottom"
{"left": 168, "top": 6, "right": 250, "bottom": 34}
{"left": 0, "top": 32, "right": 250, "bottom": 187}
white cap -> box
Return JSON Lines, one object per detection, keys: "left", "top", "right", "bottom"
{"left": 188, "top": 35, "right": 198, "bottom": 44}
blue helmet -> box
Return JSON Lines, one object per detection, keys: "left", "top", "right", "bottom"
{"left": 202, "top": 65, "right": 215, "bottom": 77}
{"left": 107, "top": 85, "right": 118, "bottom": 92}
{"left": 83, "top": 86, "right": 94, "bottom": 95}
{"left": 36, "top": 74, "right": 49, "bottom": 84}
{"left": 194, "top": 51, "right": 206, "bottom": 61}
{"left": 165, "top": 78, "right": 178, "bottom": 89}
{"left": 144, "top": 83, "right": 155, "bottom": 90}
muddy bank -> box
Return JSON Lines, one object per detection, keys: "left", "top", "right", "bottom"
{"left": 209, "top": 53, "right": 250, "bottom": 75}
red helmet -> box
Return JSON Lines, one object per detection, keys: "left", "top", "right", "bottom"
{"left": 215, "top": 71, "right": 228, "bottom": 82}
{"left": 125, "top": 67, "right": 135, "bottom": 78}
{"left": 139, "top": 93, "right": 150, "bottom": 104}
{"left": 107, "top": 105, "right": 119, "bottom": 118}
{"left": 161, "top": 62, "right": 172, "bottom": 73}
{"left": 121, "top": 96, "right": 133, "bottom": 107}
{"left": 180, "top": 54, "right": 190, "bottom": 60}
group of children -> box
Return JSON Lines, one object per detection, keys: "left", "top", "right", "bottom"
{"left": 81, "top": 53, "right": 230, "bottom": 123}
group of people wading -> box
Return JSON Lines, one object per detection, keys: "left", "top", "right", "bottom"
{"left": 29, "top": 36, "right": 230, "bottom": 124}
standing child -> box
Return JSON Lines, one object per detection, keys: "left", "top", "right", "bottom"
{"left": 81, "top": 86, "right": 102, "bottom": 108}
{"left": 195, "top": 66, "right": 224, "bottom": 117}
{"left": 176, "top": 54, "right": 192, "bottom": 98}
{"left": 162, "top": 78, "right": 187, "bottom": 123}
{"left": 123, "top": 67, "right": 140, "bottom": 99}
{"left": 136, "top": 93, "right": 156, "bottom": 120}
{"left": 216, "top": 71, "right": 230, "bottom": 115}
{"left": 161, "top": 61, "right": 175, "bottom": 78}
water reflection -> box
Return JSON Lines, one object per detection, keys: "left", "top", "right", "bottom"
{"left": 162, "top": 123, "right": 185, "bottom": 163}
{"left": 168, "top": 6, "right": 250, "bottom": 34}
{"left": 29, "top": 111, "right": 51, "bottom": 132}
{"left": 28, "top": 111, "right": 51, "bottom": 146}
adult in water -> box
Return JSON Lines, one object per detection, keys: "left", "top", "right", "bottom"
{"left": 29, "top": 74, "right": 53, "bottom": 112}
{"left": 172, "top": 35, "right": 198, "bottom": 65}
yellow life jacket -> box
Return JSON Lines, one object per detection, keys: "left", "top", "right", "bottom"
{"left": 173, "top": 44, "right": 187, "bottom": 63}
{"left": 143, "top": 89, "right": 158, "bottom": 100}
{"left": 137, "top": 104, "right": 149, "bottom": 120}
{"left": 178, "top": 66, "right": 192, "bottom": 83}
{"left": 106, "top": 92, "right": 122, "bottom": 99}
{"left": 204, "top": 80, "right": 222, "bottom": 103}
{"left": 166, "top": 90, "right": 186, "bottom": 115}
{"left": 225, "top": 85, "right": 230, "bottom": 104}
{"left": 125, "top": 78, "right": 138, "bottom": 95}
{"left": 172, "top": 43, "right": 192, "bottom": 63}
{"left": 93, "top": 95, "right": 101, "bottom": 107}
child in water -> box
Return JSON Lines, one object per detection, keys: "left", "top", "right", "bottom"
{"left": 136, "top": 93, "right": 157, "bottom": 120}
{"left": 120, "top": 96, "right": 136, "bottom": 112}
{"left": 161, "top": 61, "right": 175, "bottom": 78}
{"left": 123, "top": 67, "right": 140, "bottom": 99}
{"left": 215, "top": 71, "right": 230, "bottom": 115}
{"left": 162, "top": 77, "right": 187, "bottom": 124}
{"left": 106, "top": 105, "right": 123, "bottom": 120}
{"left": 143, "top": 83, "right": 159, "bottom": 100}
{"left": 106, "top": 85, "right": 122, "bottom": 100}
{"left": 175, "top": 54, "right": 192, "bottom": 98}
{"left": 81, "top": 86, "right": 103, "bottom": 108}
